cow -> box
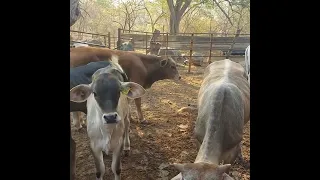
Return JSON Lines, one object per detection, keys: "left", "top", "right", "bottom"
{"left": 70, "top": 55, "right": 146, "bottom": 180}
{"left": 171, "top": 59, "right": 250, "bottom": 180}
{"left": 70, "top": 47, "right": 180, "bottom": 125}
{"left": 73, "top": 43, "right": 89, "bottom": 48}
{"left": 245, "top": 45, "right": 250, "bottom": 84}
{"left": 119, "top": 38, "right": 134, "bottom": 51}
{"left": 70, "top": 61, "right": 114, "bottom": 130}
{"left": 157, "top": 47, "right": 183, "bottom": 61}
{"left": 183, "top": 52, "right": 205, "bottom": 66}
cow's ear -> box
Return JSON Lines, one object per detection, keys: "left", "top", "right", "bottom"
{"left": 70, "top": 84, "right": 92, "bottom": 103}
{"left": 160, "top": 59, "right": 168, "bottom": 67}
{"left": 120, "top": 82, "right": 146, "bottom": 99}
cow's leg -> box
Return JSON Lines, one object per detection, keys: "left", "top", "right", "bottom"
{"left": 71, "top": 112, "right": 82, "bottom": 130}
{"left": 134, "top": 98, "right": 148, "bottom": 124}
{"left": 80, "top": 112, "right": 87, "bottom": 128}
{"left": 90, "top": 143, "right": 105, "bottom": 180}
{"left": 70, "top": 137, "right": 76, "bottom": 180}
{"left": 221, "top": 144, "right": 242, "bottom": 173}
{"left": 123, "top": 115, "right": 130, "bottom": 156}
{"left": 112, "top": 143, "right": 123, "bottom": 180}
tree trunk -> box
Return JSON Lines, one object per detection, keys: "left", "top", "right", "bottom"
{"left": 70, "top": 0, "right": 81, "bottom": 27}
{"left": 167, "top": 0, "right": 191, "bottom": 35}
{"left": 226, "top": 29, "right": 241, "bottom": 59}
{"left": 169, "top": 14, "right": 180, "bottom": 34}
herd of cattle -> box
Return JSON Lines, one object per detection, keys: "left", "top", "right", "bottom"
{"left": 69, "top": 44, "right": 250, "bottom": 180}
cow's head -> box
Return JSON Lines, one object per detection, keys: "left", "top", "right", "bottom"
{"left": 70, "top": 66, "right": 146, "bottom": 124}
{"left": 172, "top": 162, "right": 234, "bottom": 180}
{"left": 157, "top": 56, "right": 181, "bottom": 81}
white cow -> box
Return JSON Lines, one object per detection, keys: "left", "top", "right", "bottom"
{"left": 245, "top": 45, "right": 250, "bottom": 84}
{"left": 171, "top": 59, "right": 250, "bottom": 180}
{"left": 70, "top": 55, "right": 146, "bottom": 180}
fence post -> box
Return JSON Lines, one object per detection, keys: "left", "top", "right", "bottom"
{"left": 117, "top": 28, "right": 121, "bottom": 50}
{"left": 188, "top": 33, "right": 194, "bottom": 73}
{"left": 145, "top": 32, "right": 148, "bottom": 54}
{"left": 209, "top": 34, "right": 213, "bottom": 64}
{"left": 103, "top": 35, "right": 107, "bottom": 48}
{"left": 166, "top": 33, "right": 169, "bottom": 55}
{"left": 108, "top": 32, "right": 111, "bottom": 49}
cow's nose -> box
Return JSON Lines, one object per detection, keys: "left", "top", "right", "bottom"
{"left": 103, "top": 113, "right": 118, "bottom": 124}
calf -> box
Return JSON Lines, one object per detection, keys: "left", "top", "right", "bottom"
{"left": 245, "top": 45, "right": 250, "bottom": 84}
{"left": 171, "top": 59, "right": 250, "bottom": 180}
{"left": 70, "top": 61, "right": 119, "bottom": 130}
{"left": 71, "top": 47, "right": 180, "bottom": 124}
{"left": 70, "top": 55, "right": 146, "bottom": 180}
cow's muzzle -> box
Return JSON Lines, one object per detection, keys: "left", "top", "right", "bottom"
{"left": 102, "top": 112, "right": 120, "bottom": 124}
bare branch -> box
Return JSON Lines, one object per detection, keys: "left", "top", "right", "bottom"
{"left": 112, "top": 21, "right": 124, "bottom": 29}
{"left": 213, "top": 0, "right": 233, "bottom": 26}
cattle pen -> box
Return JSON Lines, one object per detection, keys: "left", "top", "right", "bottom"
{"left": 70, "top": 29, "right": 250, "bottom": 180}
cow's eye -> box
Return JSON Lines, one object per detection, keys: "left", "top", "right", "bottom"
{"left": 171, "top": 65, "right": 176, "bottom": 69}
{"left": 93, "top": 92, "right": 97, "bottom": 97}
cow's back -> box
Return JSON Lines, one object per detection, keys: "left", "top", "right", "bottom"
{"left": 70, "top": 61, "right": 111, "bottom": 89}
{"left": 195, "top": 59, "right": 250, "bottom": 155}
{"left": 70, "top": 61, "right": 111, "bottom": 113}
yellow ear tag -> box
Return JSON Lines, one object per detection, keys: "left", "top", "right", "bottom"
{"left": 92, "top": 75, "right": 97, "bottom": 82}
{"left": 121, "top": 87, "right": 131, "bottom": 95}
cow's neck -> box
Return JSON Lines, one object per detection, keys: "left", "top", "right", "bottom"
{"left": 139, "top": 56, "right": 166, "bottom": 89}
{"left": 145, "top": 66, "right": 167, "bottom": 89}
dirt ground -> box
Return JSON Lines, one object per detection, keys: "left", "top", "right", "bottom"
{"left": 71, "top": 62, "right": 250, "bottom": 180}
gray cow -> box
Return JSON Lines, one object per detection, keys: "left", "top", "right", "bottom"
{"left": 171, "top": 59, "right": 250, "bottom": 180}
{"left": 183, "top": 52, "right": 205, "bottom": 66}
{"left": 70, "top": 55, "right": 146, "bottom": 180}
{"left": 158, "top": 47, "right": 183, "bottom": 61}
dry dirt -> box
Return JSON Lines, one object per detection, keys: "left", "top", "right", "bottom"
{"left": 71, "top": 63, "right": 250, "bottom": 180}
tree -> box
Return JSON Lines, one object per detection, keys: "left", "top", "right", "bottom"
{"left": 166, "top": 0, "right": 192, "bottom": 34}
{"left": 144, "top": 1, "right": 166, "bottom": 32}
{"left": 70, "top": 0, "right": 81, "bottom": 27}
{"left": 212, "top": 0, "right": 250, "bottom": 57}
{"left": 113, "top": 0, "right": 145, "bottom": 32}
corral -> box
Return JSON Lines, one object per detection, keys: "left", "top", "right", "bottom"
{"left": 71, "top": 62, "right": 250, "bottom": 180}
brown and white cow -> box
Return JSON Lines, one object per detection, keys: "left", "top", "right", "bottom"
{"left": 70, "top": 47, "right": 180, "bottom": 125}
{"left": 171, "top": 59, "right": 250, "bottom": 180}
{"left": 70, "top": 55, "right": 146, "bottom": 180}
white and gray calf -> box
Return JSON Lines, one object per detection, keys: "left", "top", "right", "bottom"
{"left": 245, "top": 45, "right": 250, "bottom": 84}
{"left": 70, "top": 55, "right": 146, "bottom": 180}
{"left": 171, "top": 59, "right": 250, "bottom": 180}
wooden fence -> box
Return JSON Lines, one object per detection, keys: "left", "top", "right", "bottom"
{"left": 70, "top": 30, "right": 117, "bottom": 49}
{"left": 69, "top": 29, "right": 250, "bottom": 73}
{"left": 117, "top": 29, "right": 250, "bottom": 72}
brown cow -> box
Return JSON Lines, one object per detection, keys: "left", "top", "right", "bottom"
{"left": 70, "top": 47, "right": 181, "bottom": 124}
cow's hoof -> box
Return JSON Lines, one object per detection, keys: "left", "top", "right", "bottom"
{"left": 140, "top": 119, "right": 149, "bottom": 124}
{"left": 124, "top": 150, "right": 130, "bottom": 157}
